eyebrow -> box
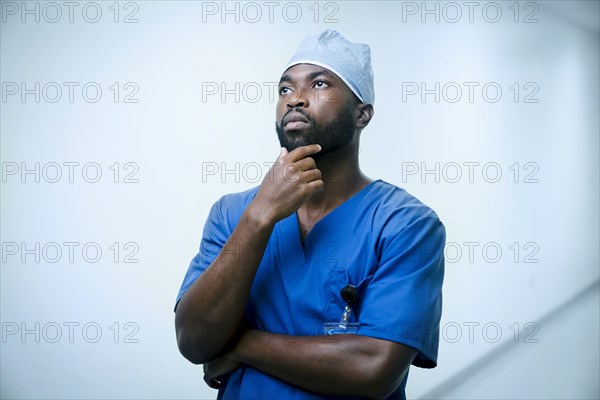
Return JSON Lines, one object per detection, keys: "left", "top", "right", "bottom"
{"left": 279, "top": 69, "right": 336, "bottom": 85}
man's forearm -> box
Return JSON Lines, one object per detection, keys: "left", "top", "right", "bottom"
{"left": 230, "top": 329, "right": 417, "bottom": 399}
{"left": 175, "top": 206, "right": 274, "bottom": 364}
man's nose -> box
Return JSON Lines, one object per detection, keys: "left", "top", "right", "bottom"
{"left": 286, "top": 89, "right": 308, "bottom": 108}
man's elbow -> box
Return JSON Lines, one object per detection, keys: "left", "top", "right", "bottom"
{"left": 352, "top": 343, "right": 414, "bottom": 399}
{"left": 175, "top": 315, "right": 219, "bottom": 364}
{"left": 176, "top": 330, "right": 215, "bottom": 365}
{"left": 369, "top": 378, "right": 405, "bottom": 399}
{"left": 356, "top": 367, "right": 407, "bottom": 399}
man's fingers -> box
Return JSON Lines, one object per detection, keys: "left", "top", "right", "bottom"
{"left": 300, "top": 168, "right": 321, "bottom": 183}
{"left": 203, "top": 363, "right": 222, "bottom": 390}
{"left": 294, "top": 157, "right": 316, "bottom": 172}
{"left": 286, "top": 144, "right": 321, "bottom": 162}
{"left": 204, "top": 373, "right": 221, "bottom": 389}
{"left": 313, "top": 168, "right": 322, "bottom": 182}
{"left": 306, "top": 179, "right": 325, "bottom": 193}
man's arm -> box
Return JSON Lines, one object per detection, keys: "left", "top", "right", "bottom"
{"left": 207, "top": 330, "right": 418, "bottom": 399}
{"left": 175, "top": 145, "right": 323, "bottom": 364}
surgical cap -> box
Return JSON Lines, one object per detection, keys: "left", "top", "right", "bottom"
{"left": 283, "top": 30, "right": 375, "bottom": 106}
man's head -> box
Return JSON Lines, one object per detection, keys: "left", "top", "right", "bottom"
{"left": 275, "top": 30, "right": 374, "bottom": 155}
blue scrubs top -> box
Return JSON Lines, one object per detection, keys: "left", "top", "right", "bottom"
{"left": 175, "top": 180, "right": 445, "bottom": 399}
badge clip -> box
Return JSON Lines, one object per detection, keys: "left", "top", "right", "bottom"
{"left": 324, "top": 285, "right": 360, "bottom": 335}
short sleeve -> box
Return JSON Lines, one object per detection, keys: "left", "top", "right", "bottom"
{"left": 174, "top": 198, "right": 231, "bottom": 311}
{"left": 357, "top": 213, "right": 446, "bottom": 368}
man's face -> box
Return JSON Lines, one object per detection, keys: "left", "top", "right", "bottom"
{"left": 275, "top": 64, "right": 358, "bottom": 155}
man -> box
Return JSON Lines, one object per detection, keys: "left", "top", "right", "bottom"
{"left": 175, "top": 30, "right": 445, "bottom": 399}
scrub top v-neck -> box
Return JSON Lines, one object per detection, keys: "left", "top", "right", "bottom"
{"left": 277, "top": 179, "right": 378, "bottom": 267}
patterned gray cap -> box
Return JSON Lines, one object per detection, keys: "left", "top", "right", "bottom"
{"left": 283, "top": 30, "right": 374, "bottom": 106}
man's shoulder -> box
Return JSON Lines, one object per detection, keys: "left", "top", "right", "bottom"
{"left": 216, "top": 185, "right": 261, "bottom": 209}
{"left": 367, "top": 180, "right": 444, "bottom": 230}
{"left": 368, "top": 181, "right": 445, "bottom": 261}
{"left": 209, "top": 185, "right": 261, "bottom": 226}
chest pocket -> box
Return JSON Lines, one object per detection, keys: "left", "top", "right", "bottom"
{"left": 326, "top": 268, "right": 374, "bottom": 324}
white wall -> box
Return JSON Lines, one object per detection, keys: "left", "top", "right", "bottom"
{"left": 1, "top": 1, "right": 598, "bottom": 399}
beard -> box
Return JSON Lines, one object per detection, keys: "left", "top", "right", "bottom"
{"left": 275, "top": 108, "right": 356, "bottom": 157}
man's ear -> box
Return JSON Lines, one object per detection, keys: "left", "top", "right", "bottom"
{"left": 356, "top": 104, "right": 374, "bottom": 130}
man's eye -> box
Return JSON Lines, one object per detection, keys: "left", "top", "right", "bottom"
{"left": 279, "top": 87, "right": 292, "bottom": 95}
{"left": 314, "top": 81, "right": 329, "bottom": 88}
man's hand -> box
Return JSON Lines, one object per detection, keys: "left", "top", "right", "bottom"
{"left": 203, "top": 353, "right": 240, "bottom": 389}
{"left": 249, "top": 144, "right": 324, "bottom": 224}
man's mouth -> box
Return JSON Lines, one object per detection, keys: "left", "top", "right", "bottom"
{"left": 285, "top": 121, "right": 309, "bottom": 130}
{"left": 283, "top": 111, "right": 310, "bottom": 130}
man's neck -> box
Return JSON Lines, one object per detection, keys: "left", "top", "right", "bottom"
{"left": 299, "top": 143, "right": 371, "bottom": 217}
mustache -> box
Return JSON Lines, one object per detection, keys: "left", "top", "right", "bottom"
{"left": 280, "top": 108, "right": 315, "bottom": 127}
